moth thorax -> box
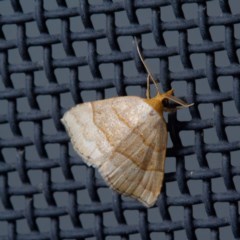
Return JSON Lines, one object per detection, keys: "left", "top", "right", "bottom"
{"left": 144, "top": 94, "right": 164, "bottom": 116}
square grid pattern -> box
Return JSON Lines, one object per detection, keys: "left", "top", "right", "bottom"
{"left": 0, "top": 0, "right": 240, "bottom": 239}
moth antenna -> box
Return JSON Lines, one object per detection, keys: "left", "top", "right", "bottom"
{"left": 134, "top": 37, "right": 160, "bottom": 96}
{"left": 164, "top": 94, "right": 194, "bottom": 109}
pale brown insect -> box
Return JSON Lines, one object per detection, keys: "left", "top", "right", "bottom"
{"left": 61, "top": 39, "right": 193, "bottom": 207}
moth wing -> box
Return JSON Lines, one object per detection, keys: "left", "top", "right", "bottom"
{"left": 61, "top": 96, "right": 167, "bottom": 207}
{"left": 61, "top": 100, "right": 113, "bottom": 167}
{"left": 61, "top": 96, "right": 148, "bottom": 167}
{"left": 98, "top": 99, "right": 167, "bottom": 207}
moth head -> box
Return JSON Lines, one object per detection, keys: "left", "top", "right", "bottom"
{"left": 160, "top": 89, "right": 194, "bottom": 112}
{"left": 144, "top": 89, "right": 193, "bottom": 115}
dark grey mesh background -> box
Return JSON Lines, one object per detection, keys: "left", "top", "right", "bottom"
{"left": 0, "top": 0, "right": 240, "bottom": 239}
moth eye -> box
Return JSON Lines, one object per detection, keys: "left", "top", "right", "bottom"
{"left": 162, "top": 99, "right": 169, "bottom": 107}
{"left": 162, "top": 98, "right": 178, "bottom": 109}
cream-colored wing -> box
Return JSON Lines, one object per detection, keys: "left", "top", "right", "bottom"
{"left": 61, "top": 96, "right": 167, "bottom": 207}
{"left": 61, "top": 97, "right": 141, "bottom": 167}
{"left": 98, "top": 98, "right": 167, "bottom": 207}
{"left": 61, "top": 100, "right": 112, "bottom": 167}
{"left": 61, "top": 96, "right": 151, "bottom": 167}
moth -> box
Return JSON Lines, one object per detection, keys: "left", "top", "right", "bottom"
{"left": 61, "top": 40, "right": 193, "bottom": 207}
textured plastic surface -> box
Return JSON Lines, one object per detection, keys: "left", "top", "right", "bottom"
{"left": 0, "top": 1, "right": 240, "bottom": 239}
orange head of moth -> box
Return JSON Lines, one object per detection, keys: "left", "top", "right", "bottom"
{"left": 144, "top": 89, "right": 193, "bottom": 116}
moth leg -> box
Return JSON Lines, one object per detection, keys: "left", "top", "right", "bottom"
{"left": 146, "top": 74, "right": 151, "bottom": 99}
{"left": 134, "top": 37, "right": 160, "bottom": 96}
